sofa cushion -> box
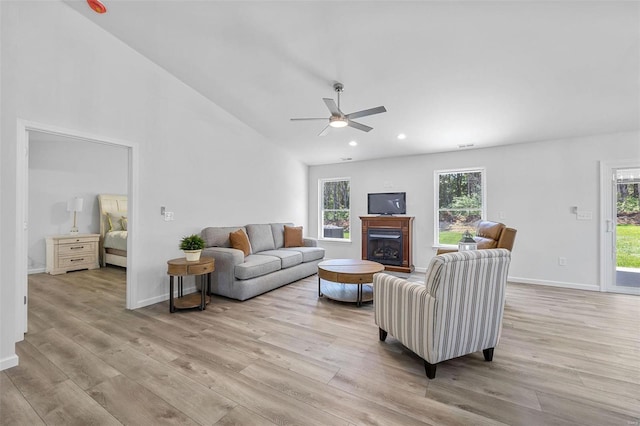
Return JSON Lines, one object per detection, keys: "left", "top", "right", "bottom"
{"left": 476, "top": 221, "right": 505, "bottom": 241}
{"left": 259, "top": 250, "right": 303, "bottom": 269}
{"left": 284, "top": 225, "right": 304, "bottom": 247}
{"left": 282, "top": 246, "right": 325, "bottom": 262}
{"left": 235, "top": 254, "right": 281, "bottom": 280}
{"left": 201, "top": 226, "right": 245, "bottom": 248}
{"left": 270, "top": 223, "right": 294, "bottom": 249}
{"left": 229, "top": 229, "right": 252, "bottom": 256}
{"left": 475, "top": 237, "right": 498, "bottom": 249}
{"left": 246, "top": 224, "right": 276, "bottom": 253}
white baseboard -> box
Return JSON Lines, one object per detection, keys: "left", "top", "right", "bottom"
{"left": 414, "top": 266, "right": 427, "bottom": 273}
{"left": 135, "top": 285, "right": 197, "bottom": 309}
{"left": 28, "top": 267, "right": 46, "bottom": 275}
{"left": 0, "top": 354, "right": 19, "bottom": 371}
{"left": 508, "top": 276, "right": 600, "bottom": 292}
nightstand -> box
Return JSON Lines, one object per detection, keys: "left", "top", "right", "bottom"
{"left": 46, "top": 234, "right": 100, "bottom": 275}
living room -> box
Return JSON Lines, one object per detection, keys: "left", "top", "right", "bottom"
{"left": 1, "top": 1, "right": 638, "bottom": 424}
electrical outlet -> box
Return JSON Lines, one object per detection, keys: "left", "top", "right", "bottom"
{"left": 164, "top": 211, "right": 174, "bottom": 221}
{"left": 558, "top": 257, "right": 567, "bottom": 266}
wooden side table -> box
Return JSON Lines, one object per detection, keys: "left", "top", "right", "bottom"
{"left": 166, "top": 257, "right": 215, "bottom": 313}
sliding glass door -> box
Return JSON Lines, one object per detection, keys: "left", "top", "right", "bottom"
{"left": 602, "top": 161, "right": 640, "bottom": 295}
{"left": 614, "top": 168, "right": 640, "bottom": 291}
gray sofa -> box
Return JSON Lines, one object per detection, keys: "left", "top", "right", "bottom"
{"left": 200, "top": 223, "right": 325, "bottom": 301}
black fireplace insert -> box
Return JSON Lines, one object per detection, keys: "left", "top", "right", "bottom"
{"left": 367, "top": 229, "right": 403, "bottom": 266}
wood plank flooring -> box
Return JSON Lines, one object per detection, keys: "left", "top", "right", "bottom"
{"left": 1, "top": 267, "right": 639, "bottom": 425}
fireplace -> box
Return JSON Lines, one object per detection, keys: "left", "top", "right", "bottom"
{"left": 367, "top": 229, "right": 403, "bottom": 266}
{"left": 360, "top": 216, "right": 414, "bottom": 273}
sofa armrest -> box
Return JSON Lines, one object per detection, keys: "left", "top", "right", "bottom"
{"left": 373, "top": 272, "right": 435, "bottom": 360}
{"left": 497, "top": 227, "right": 517, "bottom": 251}
{"left": 202, "top": 247, "right": 245, "bottom": 295}
{"left": 303, "top": 237, "right": 318, "bottom": 247}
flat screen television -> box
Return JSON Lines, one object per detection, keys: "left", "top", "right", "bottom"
{"left": 368, "top": 192, "right": 406, "bottom": 215}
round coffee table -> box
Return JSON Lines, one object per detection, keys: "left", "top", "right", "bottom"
{"left": 317, "top": 259, "right": 385, "bottom": 307}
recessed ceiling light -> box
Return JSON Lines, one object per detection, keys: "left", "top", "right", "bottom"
{"left": 397, "top": 133, "right": 406, "bottom": 140}
{"left": 341, "top": 157, "right": 352, "bottom": 161}
{"left": 349, "top": 140, "right": 358, "bottom": 147}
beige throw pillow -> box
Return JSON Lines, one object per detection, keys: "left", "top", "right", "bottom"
{"left": 284, "top": 225, "right": 303, "bottom": 248}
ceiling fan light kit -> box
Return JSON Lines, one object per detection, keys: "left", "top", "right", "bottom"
{"left": 329, "top": 117, "right": 348, "bottom": 128}
{"left": 291, "top": 82, "right": 386, "bottom": 136}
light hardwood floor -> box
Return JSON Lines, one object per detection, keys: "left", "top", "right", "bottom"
{"left": 2, "top": 267, "right": 639, "bottom": 425}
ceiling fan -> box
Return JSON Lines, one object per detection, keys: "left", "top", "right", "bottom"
{"left": 291, "top": 83, "right": 387, "bottom": 136}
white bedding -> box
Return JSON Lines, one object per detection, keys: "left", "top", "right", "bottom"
{"left": 104, "top": 230, "right": 128, "bottom": 251}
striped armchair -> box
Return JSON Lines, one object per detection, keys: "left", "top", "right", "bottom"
{"left": 374, "top": 249, "right": 511, "bottom": 379}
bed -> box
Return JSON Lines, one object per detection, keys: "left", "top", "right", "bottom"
{"left": 98, "top": 194, "right": 128, "bottom": 268}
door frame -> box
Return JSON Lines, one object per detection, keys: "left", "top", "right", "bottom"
{"left": 600, "top": 159, "right": 640, "bottom": 295}
{"left": 16, "top": 119, "right": 139, "bottom": 340}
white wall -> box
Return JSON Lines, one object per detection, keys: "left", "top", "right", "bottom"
{"left": 28, "top": 135, "right": 129, "bottom": 272}
{"left": 309, "top": 131, "right": 640, "bottom": 289}
{"left": 1, "top": 2, "right": 307, "bottom": 369}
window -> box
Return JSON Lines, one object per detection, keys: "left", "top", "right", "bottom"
{"left": 435, "top": 168, "right": 485, "bottom": 246}
{"left": 319, "top": 178, "right": 350, "bottom": 240}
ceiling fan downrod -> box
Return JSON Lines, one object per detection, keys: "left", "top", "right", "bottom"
{"left": 334, "top": 83, "right": 344, "bottom": 112}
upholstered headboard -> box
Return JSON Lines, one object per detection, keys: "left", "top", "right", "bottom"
{"left": 98, "top": 194, "right": 128, "bottom": 238}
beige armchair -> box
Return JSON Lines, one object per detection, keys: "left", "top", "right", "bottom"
{"left": 374, "top": 249, "right": 511, "bottom": 379}
{"left": 437, "top": 220, "right": 517, "bottom": 255}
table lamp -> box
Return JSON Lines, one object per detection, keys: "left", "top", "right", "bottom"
{"left": 67, "top": 197, "right": 84, "bottom": 234}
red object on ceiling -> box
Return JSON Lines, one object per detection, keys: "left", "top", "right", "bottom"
{"left": 87, "top": 0, "right": 107, "bottom": 14}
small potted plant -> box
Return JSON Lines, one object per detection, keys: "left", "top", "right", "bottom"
{"left": 179, "top": 234, "right": 206, "bottom": 261}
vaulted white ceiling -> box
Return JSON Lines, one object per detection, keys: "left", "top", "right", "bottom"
{"left": 64, "top": 1, "right": 639, "bottom": 165}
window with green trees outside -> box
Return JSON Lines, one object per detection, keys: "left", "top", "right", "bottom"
{"left": 320, "top": 178, "right": 350, "bottom": 240}
{"left": 436, "top": 168, "right": 485, "bottom": 246}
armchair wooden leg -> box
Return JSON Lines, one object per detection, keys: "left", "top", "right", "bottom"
{"left": 424, "top": 361, "right": 437, "bottom": 379}
{"left": 379, "top": 328, "right": 388, "bottom": 341}
{"left": 483, "top": 347, "right": 494, "bottom": 361}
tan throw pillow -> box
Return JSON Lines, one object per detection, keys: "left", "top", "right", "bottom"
{"left": 229, "top": 229, "right": 251, "bottom": 256}
{"left": 284, "top": 225, "right": 303, "bottom": 248}
{"left": 120, "top": 216, "right": 128, "bottom": 231}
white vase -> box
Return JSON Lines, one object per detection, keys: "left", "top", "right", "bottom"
{"left": 183, "top": 249, "right": 202, "bottom": 262}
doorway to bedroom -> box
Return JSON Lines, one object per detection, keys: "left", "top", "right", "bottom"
{"left": 16, "top": 120, "right": 137, "bottom": 340}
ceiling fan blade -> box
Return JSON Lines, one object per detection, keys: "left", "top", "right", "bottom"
{"left": 346, "top": 106, "right": 387, "bottom": 120}
{"left": 323, "top": 98, "right": 342, "bottom": 116}
{"left": 318, "top": 124, "right": 331, "bottom": 136}
{"left": 290, "top": 118, "right": 328, "bottom": 121}
{"left": 348, "top": 120, "right": 373, "bottom": 132}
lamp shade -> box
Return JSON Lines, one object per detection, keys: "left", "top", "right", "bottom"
{"left": 67, "top": 197, "right": 84, "bottom": 213}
